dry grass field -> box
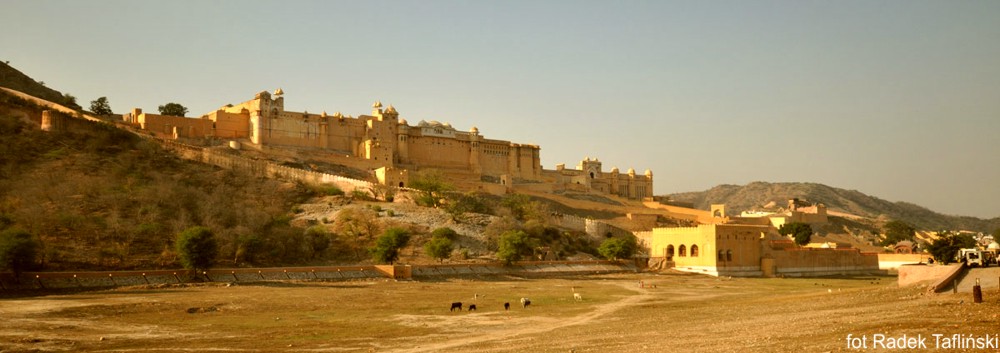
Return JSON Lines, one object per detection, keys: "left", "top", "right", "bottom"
{"left": 1, "top": 272, "right": 998, "bottom": 353}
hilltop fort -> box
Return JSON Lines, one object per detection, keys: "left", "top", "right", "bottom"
{"left": 124, "top": 89, "right": 653, "bottom": 200}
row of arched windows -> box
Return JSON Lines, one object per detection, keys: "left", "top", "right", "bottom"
{"left": 664, "top": 244, "right": 699, "bottom": 258}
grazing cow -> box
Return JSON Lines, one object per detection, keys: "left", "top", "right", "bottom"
{"left": 503, "top": 302, "right": 510, "bottom": 311}
{"left": 450, "top": 302, "right": 463, "bottom": 312}
{"left": 520, "top": 297, "right": 531, "bottom": 308}
{"left": 468, "top": 304, "right": 477, "bottom": 311}
{"left": 573, "top": 293, "right": 583, "bottom": 301}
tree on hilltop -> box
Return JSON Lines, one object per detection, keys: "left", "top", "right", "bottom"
{"left": 158, "top": 102, "right": 188, "bottom": 117}
{"left": 90, "top": 97, "right": 113, "bottom": 115}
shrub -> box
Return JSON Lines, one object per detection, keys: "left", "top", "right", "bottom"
{"left": 304, "top": 225, "right": 330, "bottom": 260}
{"left": 175, "top": 226, "right": 218, "bottom": 272}
{"left": 431, "top": 227, "right": 459, "bottom": 241}
{"left": 369, "top": 227, "right": 410, "bottom": 264}
{"left": 497, "top": 230, "right": 534, "bottom": 265}
{"left": 386, "top": 210, "right": 395, "bottom": 217}
{"left": 598, "top": 235, "right": 638, "bottom": 261}
{"left": 235, "top": 233, "right": 263, "bottom": 265}
{"left": 424, "top": 236, "right": 454, "bottom": 263}
{"left": 0, "top": 228, "right": 39, "bottom": 276}
{"left": 321, "top": 184, "right": 344, "bottom": 196}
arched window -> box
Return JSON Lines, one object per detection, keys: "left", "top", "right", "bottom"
{"left": 398, "top": 182, "right": 404, "bottom": 188}
{"left": 678, "top": 245, "right": 687, "bottom": 257}
{"left": 718, "top": 250, "right": 725, "bottom": 261}
{"left": 690, "top": 245, "right": 699, "bottom": 257}
{"left": 666, "top": 245, "right": 674, "bottom": 259}
{"left": 726, "top": 250, "right": 733, "bottom": 262}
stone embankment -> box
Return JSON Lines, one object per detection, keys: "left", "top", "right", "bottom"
{"left": 0, "top": 261, "right": 634, "bottom": 291}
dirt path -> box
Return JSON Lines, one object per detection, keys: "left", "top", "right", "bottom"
{"left": 388, "top": 281, "right": 651, "bottom": 353}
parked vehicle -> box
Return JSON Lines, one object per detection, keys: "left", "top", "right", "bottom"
{"left": 957, "top": 249, "right": 988, "bottom": 267}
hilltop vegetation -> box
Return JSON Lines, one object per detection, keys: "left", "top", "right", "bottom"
{"left": 666, "top": 182, "right": 1000, "bottom": 232}
{"left": 0, "top": 61, "right": 80, "bottom": 110}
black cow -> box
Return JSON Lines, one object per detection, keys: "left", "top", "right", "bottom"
{"left": 468, "top": 304, "right": 477, "bottom": 311}
{"left": 503, "top": 302, "right": 510, "bottom": 311}
{"left": 450, "top": 302, "right": 463, "bottom": 312}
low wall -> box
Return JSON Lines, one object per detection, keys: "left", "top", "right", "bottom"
{"left": 878, "top": 253, "right": 930, "bottom": 270}
{"left": 0, "top": 261, "right": 634, "bottom": 291}
{"left": 898, "top": 264, "right": 964, "bottom": 290}
{"left": 768, "top": 248, "right": 882, "bottom": 277}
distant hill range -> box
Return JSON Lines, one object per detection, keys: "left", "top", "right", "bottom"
{"left": 665, "top": 182, "right": 999, "bottom": 233}
{"left": 0, "top": 60, "right": 80, "bottom": 110}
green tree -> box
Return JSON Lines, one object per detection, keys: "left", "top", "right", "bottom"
{"left": 424, "top": 236, "right": 454, "bottom": 263}
{"left": 880, "top": 220, "right": 916, "bottom": 246}
{"left": 304, "top": 225, "right": 330, "bottom": 260}
{"left": 0, "top": 228, "right": 40, "bottom": 277}
{"left": 779, "top": 222, "right": 813, "bottom": 246}
{"left": 158, "top": 102, "right": 189, "bottom": 117}
{"left": 431, "top": 227, "right": 459, "bottom": 241}
{"left": 409, "top": 169, "right": 453, "bottom": 207}
{"left": 89, "top": 96, "right": 113, "bottom": 115}
{"left": 369, "top": 227, "right": 410, "bottom": 264}
{"left": 497, "top": 230, "right": 534, "bottom": 265}
{"left": 598, "top": 235, "right": 638, "bottom": 260}
{"left": 175, "top": 226, "right": 218, "bottom": 272}
{"left": 926, "top": 232, "right": 966, "bottom": 265}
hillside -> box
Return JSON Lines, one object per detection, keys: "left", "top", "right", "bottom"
{"left": 666, "top": 182, "right": 1000, "bottom": 232}
{"left": 0, "top": 61, "right": 81, "bottom": 110}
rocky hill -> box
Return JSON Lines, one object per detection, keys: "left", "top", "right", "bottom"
{"left": 0, "top": 60, "right": 80, "bottom": 110}
{"left": 666, "top": 182, "right": 999, "bottom": 232}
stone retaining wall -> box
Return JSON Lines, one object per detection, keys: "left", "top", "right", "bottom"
{"left": 0, "top": 261, "right": 634, "bottom": 291}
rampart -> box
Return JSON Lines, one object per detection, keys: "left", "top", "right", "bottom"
{"left": 153, "top": 137, "right": 375, "bottom": 193}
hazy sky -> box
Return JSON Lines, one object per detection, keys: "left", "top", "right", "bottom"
{"left": 2, "top": 1, "right": 998, "bottom": 218}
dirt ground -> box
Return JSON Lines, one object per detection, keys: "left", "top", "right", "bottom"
{"left": 1, "top": 272, "right": 998, "bottom": 353}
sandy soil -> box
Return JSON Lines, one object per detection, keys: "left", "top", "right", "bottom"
{"left": 1, "top": 273, "right": 998, "bottom": 353}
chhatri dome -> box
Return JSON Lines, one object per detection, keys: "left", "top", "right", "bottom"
{"left": 274, "top": 88, "right": 284, "bottom": 96}
{"left": 989, "top": 242, "right": 1000, "bottom": 250}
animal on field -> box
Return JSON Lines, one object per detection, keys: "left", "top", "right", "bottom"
{"left": 450, "top": 302, "right": 463, "bottom": 312}
{"left": 503, "top": 302, "right": 510, "bottom": 311}
{"left": 574, "top": 293, "right": 582, "bottom": 301}
{"left": 520, "top": 297, "right": 531, "bottom": 308}
{"left": 468, "top": 304, "right": 477, "bottom": 311}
